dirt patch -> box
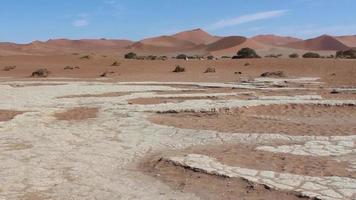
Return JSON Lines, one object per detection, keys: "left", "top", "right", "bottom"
{"left": 141, "top": 155, "right": 311, "bottom": 200}
{"left": 0, "top": 110, "right": 24, "bottom": 122}
{"left": 150, "top": 104, "right": 356, "bottom": 136}
{"left": 58, "top": 92, "right": 130, "bottom": 99}
{"left": 54, "top": 107, "right": 98, "bottom": 121}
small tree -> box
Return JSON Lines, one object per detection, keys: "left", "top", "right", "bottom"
{"left": 124, "top": 52, "right": 137, "bottom": 59}
{"left": 232, "top": 48, "right": 260, "bottom": 59}
{"left": 336, "top": 49, "right": 356, "bottom": 59}
{"left": 289, "top": 53, "right": 299, "bottom": 58}
{"left": 302, "top": 52, "right": 321, "bottom": 58}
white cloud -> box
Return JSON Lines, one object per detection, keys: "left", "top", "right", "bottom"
{"left": 208, "top": 10, "right": 289, "bottom": 30}
{"left": 72, "top": 19, "right": 89, "bottom": 27}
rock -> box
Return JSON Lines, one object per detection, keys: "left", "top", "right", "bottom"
{"left": 204, "top": 67, "right": 216, "bottom": 73}
{"left": 31, "top": 68, "right": 50, "bottom": 77}
{"left": 260, "top": 71, "right": 286, "bottom": 78}
{"left": 173, "top": 65, "right": 185, "bottom": 73}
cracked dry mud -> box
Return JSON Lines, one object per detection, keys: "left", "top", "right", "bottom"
{"left": 0, "top": 78, "right": 355, "bottom": 200}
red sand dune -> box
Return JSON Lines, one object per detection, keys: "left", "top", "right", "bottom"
{"left": 172, "top": 28, "right": 220, "bottom": 45}
{"left": 206, "top": 36, "right": 247, "bottom": 52}
{"left": 206, "top": 36, "right": 267, "bottom": 56}
{"left": 336, "top": 35, "right": 356, "bottom": 47}
{"left": 128, "top": 35, "right": 203, "bottom": 54}
{"left": 251, "top": 34, "right": 302, "bottom": 46}
{"left": 285, "top": 35, "right": 350, "bottom": 51}
{"left": 0, "top": 39, "right": 134, "bottom": 55}
{"left": 1, "top": 29, "right": 356, "bottom": 56}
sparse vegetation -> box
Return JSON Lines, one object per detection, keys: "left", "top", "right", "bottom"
{"left": 64, "top": 66, "right": 80, "bottom": 70}
{"left": 124, "top": 52, "right": 137, "bottom": 59}
{"left": 221, "top": 56, "right": 231, "bottom": 59}
{"left": 289, "top": 53, "right": 299, "bottom": 58}
{"left": 31, "top": 68, "right": 50, "bottom": 78}
{"left": 302, "top": 52, "right": 321, "bottom": 58}
{"left": 260, "top": 71, "right": 286, "bottom": 78}
{"left": 64, "top": 66, "right": 74, "bottom": 70}
{"left": 204, "top": 67, "right": 216, "bottom": 73}
{"left": 232, "top": 48, "right": 260, "bottom": 59}
{"left": 265, "top": 54, "right": 282, "bottom": 58}
{"left": 172, "top": 65, "right": 185, "bottom": 72}
{"left": 100, "top": 71, "right": 115, "bottom": 77}
{"left": 3, "top": 66, "right": 16, "bottom": 71}
{"left": 207, "top": 55, "right": 215, "bottom": 60}
{"left": 336, "top": 49, "right": 356, "bottom": 59}
{"left": 176, "top": 54, "right": 188, "bottom": 60}
{"left": 244, "top": 63, "right": 250, "bottom": 66}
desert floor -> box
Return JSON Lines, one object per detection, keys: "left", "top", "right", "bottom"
{"left": 0, "top": 56, "right": 356, "bottom": 200}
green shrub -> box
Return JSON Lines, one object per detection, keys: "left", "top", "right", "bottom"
{"left": 176, "top": 54, "right": 188, "bottom": 60}
{"left": 336, "top": 49, "right": 356, "bottom": 59}
{"left": 302, "top": 52, "right": 321, "bottom": 58}
{"left": 289, "top": 53, "right": 299, "bottom": 58}
{"left": 207, "top": 55, "right": 215, "bottom": 60}
{"left": 232, "top": 48, "right": 260, "bottom": 59}
{"left": 124, "top": 52, "right": 137, "bottom": 59}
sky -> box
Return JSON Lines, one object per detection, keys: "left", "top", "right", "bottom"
{"left": 0, "top": 0, "right": 355, "bottom": 43}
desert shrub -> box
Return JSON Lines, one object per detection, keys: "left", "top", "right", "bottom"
{"left": 158, "top": 56, "right": 168, "bottom": 60}
{"left": 336, "top": 49, "right": 356, "bottom": 59}
{"left": 244, "top": 63, "right": 250, "bottom": 66}
{"left": 204, "top": 67, "right": 216, "bottom": 73}
{"left": 176, "top": 54, "right": 188, "bottom": 60}
{"left": 146, "top": 55, "right": 157, "bottom": 60}
{"left": 31, "top": 68, "right": 50, "bottom": 77}
{"left": 232, "top": 48, "right": 260, "bottom": 59}
{"left": 80, "top": 55, "right": 90, "bottom": 59}
{"left": 327, "top": 55, "right": 335, "bottom": 59}
{"left": 64, "top": 66, "right": 74, "bottom": 70}
{"left": 260, "top": 71, "right": 286, "bottom": 78}
{"left": 289, "top": 53, "right": 299, "bottom": 58}
{"left": 265, "top": 54, "right": 282, "bottom": 58}
{"left": 3, "top": 65, "right": 16, "bottom": 71}
{"left": 302, "top": 52, "right": 321, "bottom": 58}
{"left": 124, "top": 52, "right": 137, "bottom": 59}
{"left": 207, "top": 55, "right": 215, "bottom": 60}
{"left": 100, "top": 71, "right": 115, "bottom": 77}
{"left": 221, "top": 56, "right": 231, "bottom": 59}
{"left": 173, "top": 65, "right": 185, "bottom": 72}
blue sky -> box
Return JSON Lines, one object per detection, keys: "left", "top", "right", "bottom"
{"left": 0, "top": 0, "right": 355, "bottom": 43}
